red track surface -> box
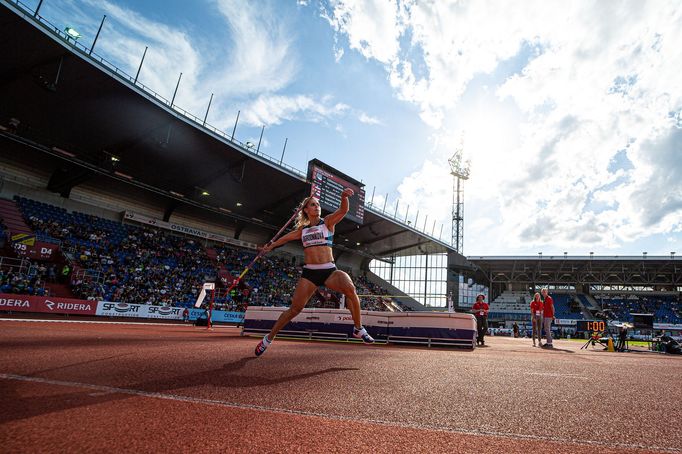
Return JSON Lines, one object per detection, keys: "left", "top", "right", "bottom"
{"left": 1, "top": 318, "right": 680, "bottom": 453}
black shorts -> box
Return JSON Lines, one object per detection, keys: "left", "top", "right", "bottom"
{"left": 301, "top": 266, "right": 337, "bottom": 286}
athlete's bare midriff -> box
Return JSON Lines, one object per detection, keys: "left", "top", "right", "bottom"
{"left": 304, "top": 245, "right": 334, "bottom": 265}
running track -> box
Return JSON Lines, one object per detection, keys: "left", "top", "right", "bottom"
{"left": 1, "top": 319, "right": 680, "bottom": 453}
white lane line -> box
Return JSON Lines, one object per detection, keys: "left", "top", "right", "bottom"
{"left": 1, "top": 373, "right": 677, "bottom": 453}
{"left": 525, "top": 372, "right": 590, "bottom": 379}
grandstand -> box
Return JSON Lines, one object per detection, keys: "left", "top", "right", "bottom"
{"left": 0, "top": 0, "right": 462, "bottom": 317}
{"left": 464, "top": 256, "right": 682, "bottom": 335}
{"left": 0, "top": 0, "right": 679, "bottom": 335}
{"left": 1, "top": 194, "right": 414, "bottom": 312}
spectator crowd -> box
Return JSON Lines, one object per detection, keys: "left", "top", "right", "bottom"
{"left": 8, "top": 196, "right": 402, "bottom": 312}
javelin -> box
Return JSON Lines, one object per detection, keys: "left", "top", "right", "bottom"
{"left": 196, "top": 187, "right": 311, "bottom": 308}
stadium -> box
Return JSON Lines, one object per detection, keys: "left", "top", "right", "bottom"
{"left": 1, "top": 1, "right": 680, "bottom": 453}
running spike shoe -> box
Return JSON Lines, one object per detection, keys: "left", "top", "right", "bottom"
{"left": 352, "top": 326, "right": 375, "bottom": 344}
{"left": 255, "top": 335, "right": 271, "bottom": 356}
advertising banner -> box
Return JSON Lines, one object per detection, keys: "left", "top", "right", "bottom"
{"left": 0, "top": 295, "right": 241, "bottom": 323}
{"left": 654, "top": 323, "right": 682, "bottom": 331}
{"left": 0, "top": 294, "right": 97, "bottom": 315}
{"left": 11, "top": 233, "right": 36, "bottom": 246}
{"left": 212, "top": 311, "right": 245, "bottom": 323}
{"left": 188, "top": 308, "right": 244, "bottom": 323}
{"left": 145, "top": 305, "right": 184, "bottom": 320}
{"left": 96, "top": 302, "right": 183, "bottom": 320}
{"left": 96, "top": 301, "right": 146, "bottom": 318}
{"left": 123, "top": 211, "right": 258, "bottom": 250}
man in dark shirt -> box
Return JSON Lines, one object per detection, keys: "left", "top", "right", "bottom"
{"left": 616, "top": 325, "right": 628, "bottom": 351}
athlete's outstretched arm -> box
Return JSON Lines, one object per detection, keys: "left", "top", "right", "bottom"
{"left": 324, "top": 188, "right": 353, "bottom": 229}
{"left": 262, "top": 229, "right": 302, "bottom": 253}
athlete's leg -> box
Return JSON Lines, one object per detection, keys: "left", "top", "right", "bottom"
{"left": 267, "top": 278, "right": 317, "bottom": 340}
{"left": 324, "top": 270, "right": 374, "bottom": 344}
{"left": 256, "top": 278, "right": 317, "bottom": 356}
{"left": 324, "top": 270, "right": 361, "bottom": 329}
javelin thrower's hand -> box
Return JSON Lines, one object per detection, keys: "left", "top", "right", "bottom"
{"left": 261, "top": 241, "right": 274, "bottom": 253}
{"left": 342, "top": 188, "right": 354, "bottom": 198}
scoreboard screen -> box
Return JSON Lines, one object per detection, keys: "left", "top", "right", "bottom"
{"left": 307, "top": 159, "right": 365, "bottom": 224}
{"left": 576, "top": 320, "right": 608, "bottom": 333}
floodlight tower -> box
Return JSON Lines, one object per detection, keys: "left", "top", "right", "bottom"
{"left": 449, "top": 143, "right": 470, "bottom": 253}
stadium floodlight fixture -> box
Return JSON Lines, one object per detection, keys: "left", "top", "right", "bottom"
{"left": 110, "top": 155, "right": 120, "bottom": 162}
{"left": 245, "top": 141, "right": 255, "bottom": 149}
{"left": 448, "top": 148, "right": 470, "bottom": 180}
{"left": 64, "top": 27, "right": 81, "bottom": 40}
{"left": 356, "top": 242, "right": 361, "bottom": 246}
{"left": 201, "top": 190, "right": 210, "bottom": 196}
{"left": 236, "top": 202, "right": 242, "bottom": 207}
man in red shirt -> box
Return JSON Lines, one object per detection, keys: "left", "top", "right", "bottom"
{"left": 529, "top": 292, "right": 543, "bottom": 347}
{"left": 541, "top": 288, "right": 555, "bottom": 348}
{"left": 472, "top": 294, "right": 489, "bottom": 346}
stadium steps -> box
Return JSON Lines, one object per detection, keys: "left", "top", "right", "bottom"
{"left": 364, "top": 270, "right": 423, "bottom": 310}
{"left": 574, "top": 298, "right": 593, "bottom": 320}
{"left": 0, "top": 198, "right": 33, "bottom": 235}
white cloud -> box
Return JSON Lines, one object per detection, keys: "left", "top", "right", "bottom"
{"left": 79, "top": 0, "right": 204, "bottom": 112}
{"left": 327, "top": 0, "right": 682, "bottom": 254}
{"left": 395, "top": 160, "right": 452, "bottom": 236}
{"left": 207, "top": 0, "right": 298, "bottom": 98}
{"left": 333, "top": 46, "right": 345, "bottom": 63}
{"left": 240, "top": 94, "right": 349, "bottom": 126}
{"left": 45, "top": 0, "right": 325, "bottom": 130}
{"left": 358, "top": 112, "right": 382, "bottom": 125}
{"left": 324, "top": 0, "right": 403, "bottom": 64}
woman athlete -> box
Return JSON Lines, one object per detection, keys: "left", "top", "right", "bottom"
{"left": 255, "top": 188, "right": 374, "bottom": 356}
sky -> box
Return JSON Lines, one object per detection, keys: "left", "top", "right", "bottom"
{"left": 25, "top": 0, "right": 682, "bottom": 257}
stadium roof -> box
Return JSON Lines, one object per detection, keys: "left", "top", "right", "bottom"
{"left": 0, "top": 1, "right": 455, "bottom": 259}
{"left": 466, "top": 255, "right": 681, "bottom": 289}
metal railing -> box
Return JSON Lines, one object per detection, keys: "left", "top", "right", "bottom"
{"left": 0, "top": 255, "right": 32, "bottom": 274}
{"left": 71, "top": 267, "right": 103, "bottom": 284}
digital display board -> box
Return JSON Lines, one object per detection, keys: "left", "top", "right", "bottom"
{"left": 307, "top": 159, "right": 365, "bottom": 224}
{"left": 576, "top": 320, "right": 608, "bottom": 333}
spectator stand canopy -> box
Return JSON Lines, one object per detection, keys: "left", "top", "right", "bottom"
{"left": 0, "top": 1, "right": 456, "bottom": 264}
{"left": 464, "top": 255, "right": 680, "bottom": 298}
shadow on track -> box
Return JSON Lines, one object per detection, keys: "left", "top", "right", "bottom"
{"left": 0, "top": 357, "right": 359, "bottom": 423}
{"left": 28, "top": 354, "right": 131, "bottom": 375}
{"left": 218, "top": 356, "right": 358, "bottom": 387}
{"left": 540, "top": 346, "right": 574, "bottom": 353}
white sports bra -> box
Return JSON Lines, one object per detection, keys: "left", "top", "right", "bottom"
{"left": 301, "top": 220, "right": 333, "bottom": 248}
